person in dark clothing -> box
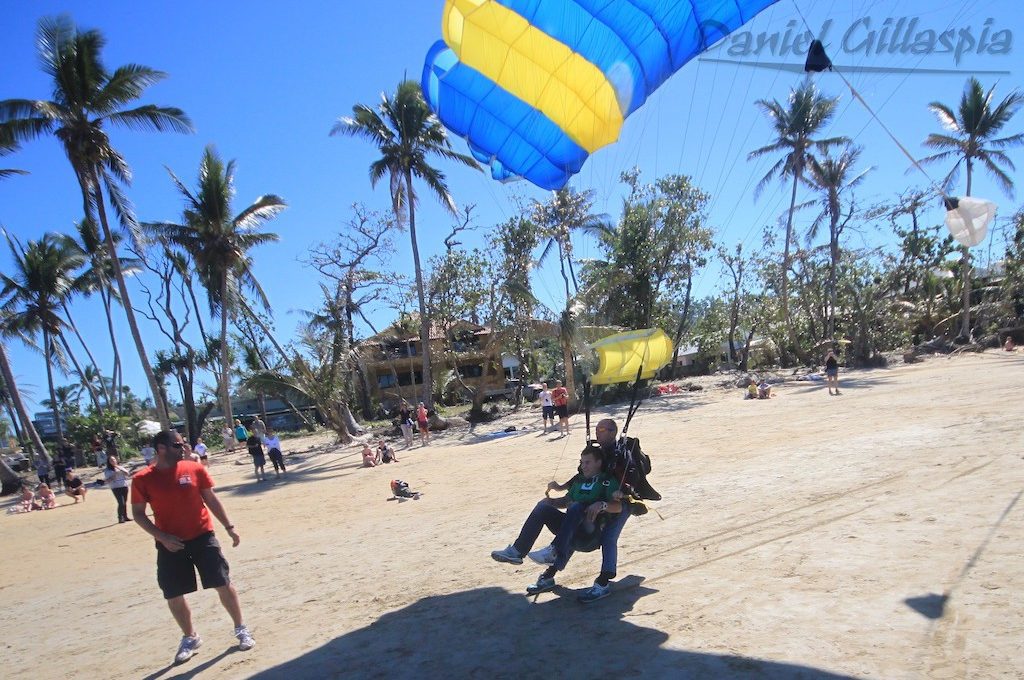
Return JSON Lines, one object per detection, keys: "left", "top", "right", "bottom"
{"left": 246, "top": 435, "right": 266, "bottom": 482}
{"left": 825, "top": 349, "right": 841, "bottom": 396}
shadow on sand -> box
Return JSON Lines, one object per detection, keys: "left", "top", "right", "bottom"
{"left": 250, "top": 579, "right": 856, "bottom": 679}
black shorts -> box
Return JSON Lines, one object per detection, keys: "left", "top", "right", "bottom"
{"left": 156, "top": 531, "right": 230, "bottom": 599}
{"left": 555, "top": 404, "right": 569, "bottom": 418}
{"left": 542, "top": 405, "right": 554, "bottom": 419}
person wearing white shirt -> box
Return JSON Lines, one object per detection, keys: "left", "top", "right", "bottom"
{"left": 193, "top": 438, "right": 209, "bottom": 467}
{"left": 262, "top": 428, "right": 286, "bottom": 477}
{"left": 141, "top": 444, "right": 156, "bottom": 466}
{"left": 539, "top": 387, "right": 554, "bottom": 433}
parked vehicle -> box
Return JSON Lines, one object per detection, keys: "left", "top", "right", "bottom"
{"left": 2, "top": 452, "right": 30, "bottom": 472}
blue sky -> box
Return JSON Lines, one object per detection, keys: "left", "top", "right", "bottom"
{"left": 1, "top": 0, "right": 1020, "bottom": 414}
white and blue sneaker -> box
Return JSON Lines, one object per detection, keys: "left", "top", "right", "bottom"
{"left": 491, "top": 545, "right": 524, "bottom": 565}
{"left": 526, "top": 574, "right": 556, "bottom": 595}
{"left": 235, "top": 624, "right": 255, "bottom": 651}
{"left": 578, "top": 581, "right": 612, "bottom": 604}
{"left": 527, "top": 544, "right": 557, "bottom": 566}
{"left": 174, "top": 634, "right": 202, "bottom": 663}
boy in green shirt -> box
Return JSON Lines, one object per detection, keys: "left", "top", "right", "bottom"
{"left": 491, "top": 444, "right": 623, "bottom": 595}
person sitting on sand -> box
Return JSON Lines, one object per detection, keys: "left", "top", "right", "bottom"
{"left": 378, "top": 440, "right": 397, "bottom": 464}
{"left": 491, "top": 444, "right": 623, "bottom": 596}
{"left": 362, "top": 443, "right": 379, "bottom": 468}
{"left": 758, "top": 380, "right": 773, "bottom": 399}
{"left": 37, "top": 483, "right": 57, "bottom": 509}
{"left": 65, "top": 470, "right": 87, "bottom": 502}
{"left": 1004, "top": 336, "right": 1016, "bottom": 352}
{"left": 746, "top": 379, "right": 758, "bottom": 400}
{"left": 17, "top": 483, "right": 38, "bottom": 512}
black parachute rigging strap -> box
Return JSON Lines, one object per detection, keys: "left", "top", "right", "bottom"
{"left": 583, "top": 380, "right": 593, "bottom": 446}
{"left": 620, "top": 364, "right": 645, "bottom": 439}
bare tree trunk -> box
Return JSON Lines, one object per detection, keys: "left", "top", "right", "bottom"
{"left": 0, "top": 341, "right": 49, "bottom": 464}
{"left": 219, "top": 271, "right": 234, "bottom": 427}
{"left": 43, "top": 330, "right": 64, "bottom": 442}
{"left": 958, "top": 160, "right": 974, "bottom": 341}
{"left": 88, "top": 167, "right": 169, "bottom": 427}
{"left": 406, "top": 169, "right": 434, "bottom": 408}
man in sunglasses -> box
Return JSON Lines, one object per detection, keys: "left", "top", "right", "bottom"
{"left": 132, "top": 430, "right": 255, "bottom": 664}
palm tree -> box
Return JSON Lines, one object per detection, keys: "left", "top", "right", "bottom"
{"left": 144, "top": 145, "right": 285, "bottom": 428}
{"left": 1, "top": 233, "right": 85, "bottom": 441}
{"left": 806, "top": 146, "right": 870, "bottom": 339}
{"left": 0, "top": 15, "right": 193, "bottom": 427}
{"left": 331, "top": 80, "right": 479, "bottom": 407}
{"left": 749, "top": 81, "right": 848, "bottom": 362}
{"left": 531, "top": 187, "right": 609, "bottom": 405}
{"left": 920, "top": 77, "right": 1024, "bottom": 340}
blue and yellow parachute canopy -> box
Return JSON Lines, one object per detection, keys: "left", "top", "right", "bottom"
{"left": 589, "top": 328, "right": 673, "bottom": 386}
{"left": 422, "top": 0, "right": 780, "bottom": 190}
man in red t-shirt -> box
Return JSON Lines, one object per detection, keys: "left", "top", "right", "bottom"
{"left": 132, "top": 430, "right": 255, "bottom": 664}
{"left": 550, "top": 379, "right": 570, "bottom": 436}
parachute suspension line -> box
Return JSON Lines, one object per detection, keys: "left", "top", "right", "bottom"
{"left": 621, "top": 364, "right": 645, "bottom": 439}
{"left": 584, "top": 380, "right": 593, "bottom": 446}
{"left": 788, "top": 0, "right": 949, "bottom": 200}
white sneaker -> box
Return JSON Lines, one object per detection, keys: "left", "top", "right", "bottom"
{"left": 491, "top": 544, "right": 524, "bottom": 565}
{"left": 528, "top": 544, "right": 557, "bottom": 565}
{"left": 235, "top": 624, "right": 255, "bottom": 651}
{"left": 175, "top": 634, "right": 202, "bottom": 663}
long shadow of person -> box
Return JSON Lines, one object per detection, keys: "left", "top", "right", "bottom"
{"left": 250, "top": 577, "right": 857, "bottom": 679}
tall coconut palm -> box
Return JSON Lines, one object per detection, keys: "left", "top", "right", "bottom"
{"left": 806, "top": 146, "right": 870, "bottom": 339}
{"left": 749, "top": 81, "right": 848, "bottom": 362}
{"left": 144, "top": 145, "right": 285, "bottom": 428}
{"left": 0, "top": 233, "right": 85, "bottom": 441}
{"left": 331, "top": 80, "right": 479, "bottom": 407}
{"left": 0, "top": 15, "right": 193, "bottom": 427}
{"left": 920, "top": 77, "right": 1024, "bottom": 340}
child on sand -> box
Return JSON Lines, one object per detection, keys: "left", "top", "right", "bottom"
{"left": 263, "top": 427, "right": 286, "bottom": 476}
{"left": 247, "top": 434, "right": 267, "bottom": 482}
{"left": 37, "top": 483, "right": 57, "bottom": 509}
{"left": 362, "top": 443, "right": 379, "bottom": 467}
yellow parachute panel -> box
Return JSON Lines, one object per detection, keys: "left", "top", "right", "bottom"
{"left": 589, "top": 328, "right": 673, "bottom": 386}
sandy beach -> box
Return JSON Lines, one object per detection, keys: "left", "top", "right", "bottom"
{"left": 1, "top": 352, "right": 1022, "bottom": 679}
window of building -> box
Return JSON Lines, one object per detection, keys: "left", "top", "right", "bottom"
{"left": 377, "top": 373, "right": 397, "bottom": 388}
{"left": 458, "top": 364, "right": 484, "bottom": 379}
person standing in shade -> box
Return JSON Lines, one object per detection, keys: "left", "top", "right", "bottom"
{"left": 52, "top": 447, "right": 67, "bottom": 491}
{"left": 34, "top": 456, "right": 51, "bottom": 487}
{"left": 825, "top": 349, "right": 841, "bottom": 396}
{"left": 131, "top": 430, "right": 254, "bottom": 664}
{"left": 397, "top": 401, "right": 414, "bottom": 449}
{"left": 246, "top": 434, "right": 267, "bottom": 482}
{"left": 104, "top": 454, "right": 131, "bottom": 523}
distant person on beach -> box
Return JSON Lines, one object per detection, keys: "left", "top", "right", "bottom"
{"left": 193, "top": 438, "right": 209, "bottom": 467}
{"left": 362, "top": 443, "right": 378, "bottom": 468}
{"left": 250, "top": 417, "right": 266, "bottom": 439}
{"left": 1004, "top": 336, "right": 1016, "bottom": 351}
{"left": 91, "top": 434, "right": 104, "bottom": 467}
{"left": 758, "top": 380, "right": 773, "bottom": 399}
{"left": 246, "top": 434, "right": 266, "bottom": 482}
{"left": 234, "top": 420, "right": 248, "bottom": 444}
{"left": 491, "top": 442, "right": 622, "bottom": 598}
{"left": 53, "top": 441, "right": 70, "bottom": 489}
{"left": 825, "top": 349, "right": 841, "bottom": 396}
{"left": 746, "top": 379, "right": 758, "bottom": 400}
{"left": 417, "top": 402, "right": 430, "bottom": 446}
{"left": 539, "top": 385, "right": 554, "bottom": 432}
{"left": 34, "top": 456, "right": 51, "bottom": 486}
{"left": 398, "top": 401, "right": 414, "bottom": 448}
{"left": 104, "top": 455, "right": 132, "bottom": 523}
{"left": 263, "top": 427, "right": 285, "bottom": 476}
{"left": 378, "top": 440, "right": 397, "bottom": 464}
{"left": 37, "top": 483, "right": 57, "bottom": 509}
{"left": 131, "top": 430, "right": 254, "bottom": 664}
{"left": 221, "top": 426, "right": 235, "bottom": 453}
{"left": 64, "top": 469, "right": 87, "bottom": 502}
{"left": 551, "top": 380, "right": 570, "bottom": 436}
{"left": 16, "top": 483, "right": 38, "bottom": 512}
{"left": 141, "top": 442, "right": 157, "bottom": 466}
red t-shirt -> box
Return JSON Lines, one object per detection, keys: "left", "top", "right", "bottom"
{"left": 551, "top": 387, "right": 568, "bottom": 407}
{"left": 131, "top": 461, "right": 215, "bottom": 541}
